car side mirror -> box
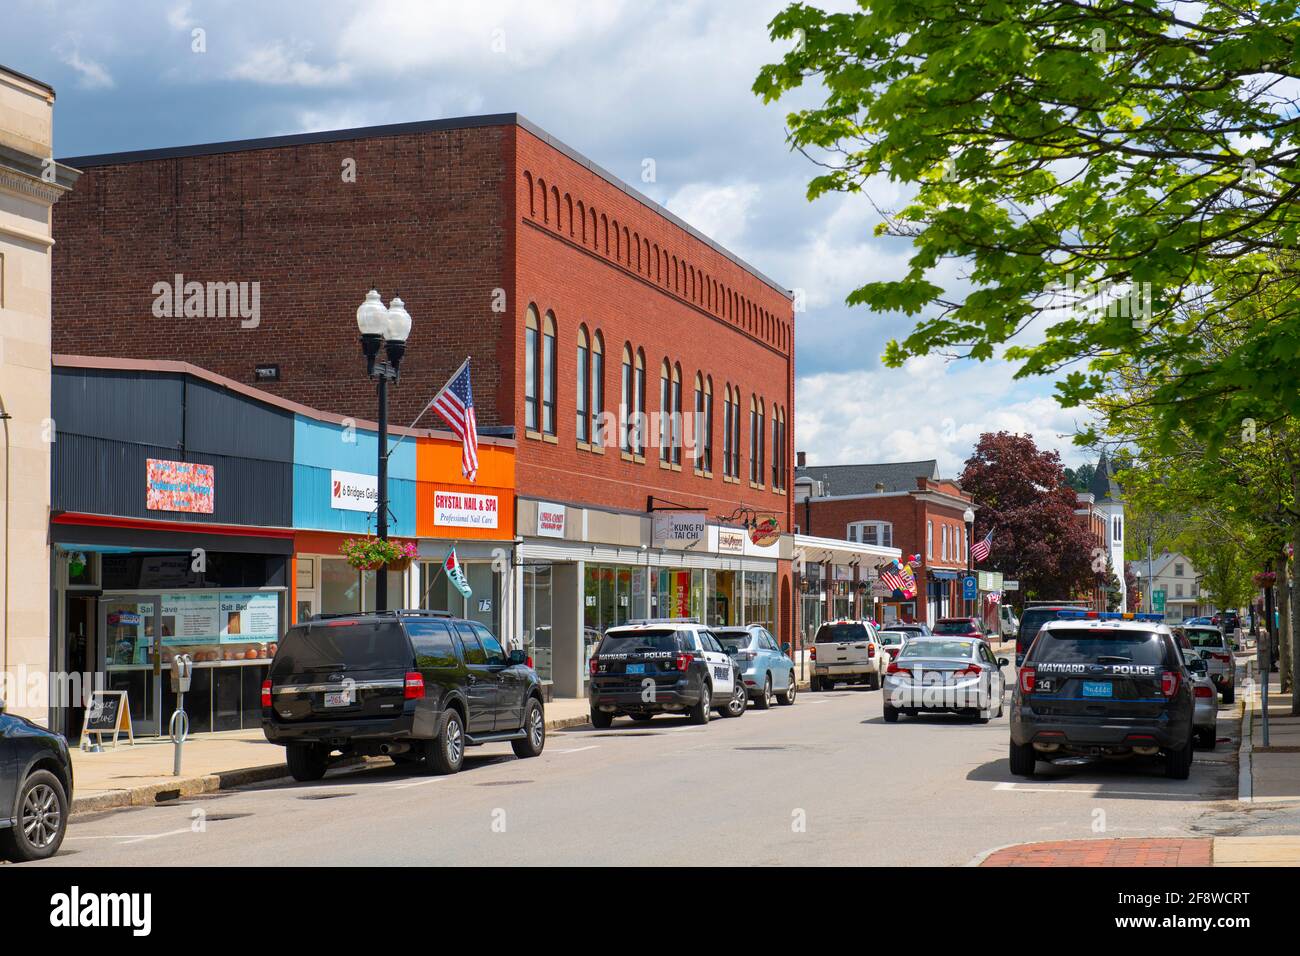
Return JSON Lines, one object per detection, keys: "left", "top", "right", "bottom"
{"left": 508, "top": 649, "right": 527, "bottom": 666}
{"left": 781, "top": 642, "right": 791, "bottom": 654}
{"left": 1187, "top": 659, "right": 1207, "bottom": 675}
{"left": 997, "top": 658, "right": 1009, "bottom": 667}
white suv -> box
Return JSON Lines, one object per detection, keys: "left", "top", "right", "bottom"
{"left": 811, "top": 620, "right": 887, "bottom": 691}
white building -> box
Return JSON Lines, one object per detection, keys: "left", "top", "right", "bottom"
{"left": 1088, "top": 454, "right": 1126, "bottom": 610}
{"left": 1144, "top": 551, "right": 1211, "bottom": 624}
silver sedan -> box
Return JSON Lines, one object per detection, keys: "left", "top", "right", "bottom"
{"left": 881, "top": 637, "right": 1008, "bottom": 724}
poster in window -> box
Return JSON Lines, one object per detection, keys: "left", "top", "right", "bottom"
{"left": 220, "top": 593, "right": 280, "bottom": 644}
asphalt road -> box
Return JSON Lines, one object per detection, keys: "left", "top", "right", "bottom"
{"left": 39, "top": 673, "right": 1241, "bottom": 866}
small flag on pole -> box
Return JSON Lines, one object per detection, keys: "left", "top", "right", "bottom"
{"left": 429, "top": 357, "right": 479, "bottom": 482}
{"left": 445, "top": 548, "right": 472, "bottom": 600}
{"left": 971, "top": 529, "right": 994, "bottom": 564}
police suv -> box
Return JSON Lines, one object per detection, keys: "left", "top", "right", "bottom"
{"left": 588, "top": 618, "right": 746, "bottom": 728}
{"left": 1009, "top": 611, "right": 1199, "bottom": 780}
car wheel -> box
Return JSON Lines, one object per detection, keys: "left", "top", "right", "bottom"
{"left": 1008, "top": 740, "right": 1036, "bottom": 777}
{"left": 427, "top": 709, "right": 466, "bottom": 775}
{"left": 512, "top": 699, "right": 546, "bottom": 758}
{"left": 1222, "top": 685, "right": 1234, "bottom": 704}
{"left": 868, "top": 668, "right": 881, "bottom": 690}
{"left": 688, "top": 681, "right": 712, "bottom": 725}
{"left": 286, "top": 742, "right": 328, "bottom": 782}
{"left": 0, "top": 770, "right": 68, "bottom": 862}
{"left": 722, "top": 679, "right": 747, "bottom": 718}
{"left": 590, "top": 708, "right": 614, "bottom": 729}
{"left": 1165, "top": 736, "right": 1193, "bottom": 780}
{"left": 882, "top": 704, "right": 899, "bottom": 723}
{"left": 777, "top": 673, "right": 797, "bottom": 705}
{"left": 1195, "top": 727, "right": 1216, "bottom": 751}
{"left": 755, "top": 675, "right": 773, "bottom": 710}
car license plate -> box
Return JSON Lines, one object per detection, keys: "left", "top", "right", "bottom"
{"left": 324, "top": 691, "right": 351, "bottom": 707}
{"left": 1082, "top": 681, "right": 1112, "bottom": 699}
{"left": 626, "top": 663, "right": 645, "bottom": 675}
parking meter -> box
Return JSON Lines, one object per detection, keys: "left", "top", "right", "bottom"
{"left": 168, "top": 654, "right": 193, "bottom": 775}
{"left": 170, "top": 654, "right": 193, "bottom": 693}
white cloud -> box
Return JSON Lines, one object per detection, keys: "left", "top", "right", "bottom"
{"left": 795, "top": 357, "right": 1096, "bottom": 476}
{"left": 59, "top": 47, "right": 114, "bottom": 90}
{"left": 666, "top": 182, "right": 760, "bottom": 249}
{"left": 229, "top": 41, "right": 352, "bottom": 87}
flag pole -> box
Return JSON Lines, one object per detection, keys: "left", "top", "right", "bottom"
{"left": 387, "top": 356, "right": 471, "bottom": 459}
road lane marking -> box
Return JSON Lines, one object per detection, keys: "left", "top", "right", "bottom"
{"left": 116, "top": 827, "right": 194, "bottom": 846}
{"left": 553, "top": 745, "right": 600, "bottom": 754}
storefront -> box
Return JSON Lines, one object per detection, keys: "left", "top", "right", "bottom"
{"left": 50, "top": 357, "right": 296, "bottom": 737}
{"left": 793, "top": 533, "right": 902, "bottom": 638}
{"left": 516, "top": 499, "right": 786, "bottom": 698}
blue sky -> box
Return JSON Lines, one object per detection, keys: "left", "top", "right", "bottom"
{"left": 7, "top": 0, "right": 1094, "bottom": 473}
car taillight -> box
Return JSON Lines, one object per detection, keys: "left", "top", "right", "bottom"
{"left": 736, "top": 652, "right": 756, "bottom": 662}
{"left": 868, "top": 644, "right": 876, "bottom": 658}
{"left": 810, "top": 646, "right": 817, "bottom": 661}
{"left": 589, "top": 657, "right": 600, "bottom": 677}
{"left": 886, "top": 661, "right": 910, "bottom": 675}
{"left": 261, "top": 679, "right": 272, "bottom": 708}
{"left": 953, "top": 665, "right": 981, "bottom": 678}
{"left": 1019, "top": 668, "right": 1036, "bottom": 694}
{"left": 674, "top": 652, "right": 694, "bottom": 672}
{"left": 1212, "top": 653, "right": 1231, "bottom": 663}
{"left": 1162, "top": 671, "right": 1180, "bottom": 697}
{"left": 1194, "top": 685, "right": 1214, "bottom": 699}
{"left": 526, "top": 656, "right": 534, "bottom": 668}
{"left": 404, "top": 671, "right": 425, "bottom": 699}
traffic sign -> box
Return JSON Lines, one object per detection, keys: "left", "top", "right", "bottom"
{"left": 962, "top": 575, "right": 978, "bottom": 601}
{"left": 1153, "top": 589, "right": 1166, "bottom": 613}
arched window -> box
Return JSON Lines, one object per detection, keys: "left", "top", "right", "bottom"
{"left": 590, "top": 331, "right": 604, "bottom": 448}
{"left": 694, "top": 373, "right": 713, "bottom": 475}
{"left": 620, "top": 345, "right": 633, "bottom": 454}
{"left": 551, "top": 186, "right": 561, "bottom": 231}
{"left": 576, "top": 326, "right": 590, "bottom": 444}
{"left": 524, "top": 172, "right": 535, "bottom": 217}
{"left": 771, "top": 405, "right": 786, "bottom": 491}
{"left": 722, "top": 385, "right": 733, "bottom": 478}
{"left": 634, "top": 349, "right": 646, "bottom": 456}
{"left": 577, "top": 200, "right": 586, "bottom": 242}
{"left": 538, "top": 178, "right": 548, "bottom": 223}
{"left": 749, "top": 396, "right": 759, "bottom": 484}
{"left": 524, "top": 305, "right": 540, "bottom": 432}
{"left": 542, "top": 312, "right": 556, "bottom": 436}
{"left": 566, "top": 194, "right": 574, "bottom": 236}
{"left": 671, "top": 363, "right": 683, "bottom": 465}
{"left": 659, "top": 360, "right": 672, "bottom": 463}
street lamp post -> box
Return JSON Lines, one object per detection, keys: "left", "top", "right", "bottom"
{"left": 356, "top": 288, "right": 412, "bottom": 613}
{"left": 963, "top": 507, "right": 975, "bottom": 618}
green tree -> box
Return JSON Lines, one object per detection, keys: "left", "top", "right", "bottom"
{"left": 754, "top": 1, "right": 1300, "bottom": 447}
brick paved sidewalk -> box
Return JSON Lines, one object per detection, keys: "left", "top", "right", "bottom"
{"left": 979, "top": 838, "right": 1213, "bottom": 867}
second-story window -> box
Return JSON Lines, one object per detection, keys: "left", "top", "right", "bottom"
{"left": 749, "top": 397, "right": 758, "bottom": 483}
{"left": 671, "top": 363, "right": 682, "bottom": 465}
{"left": 722, "top": 385, "right": 733, "bottom": 477}
{"left": 695, "top": 374, "right": 713, "bottom": 474}
{"left": 576, "top": 326, "right": 590, "bottom": 443}
{"left": 525, "top": 306, "right": 540, "bottom": 432}
{"left": 634, "top": 349, "right": 646, "bottom": 456}
{"left": 660, "top": 360, "right": 672, "bottom": 463}
{"left": 621, "top": 345, "right": 632, "bottom": 453}
{"left": 730, "top": 388, "right": 741, "bottom": 478}
{"left": 590, "top": 332, "right": 604, "bottom": 447}
{"left": 927, "top": 521, "right": 934, "bottom": 559}
{"left": 542, "top": 311, "right": 556, "bottom": 436}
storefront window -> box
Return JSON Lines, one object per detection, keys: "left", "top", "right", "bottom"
{"left": 708, "top": 569, "right": 738, "bottom": 626}
{"left": 743, "top": 571, "right": 776, "bottom": 629}
{"left": 522, "top": 565, "right": 553, "bottom": 683}
{"left": 361, "top": 569, "right": 406, "bottom": 611}
{"left": 322, "top": 558, "right": 361, "bottom": 613}
{"left": 464, "top": 563, "right": 501, "bottom": 635}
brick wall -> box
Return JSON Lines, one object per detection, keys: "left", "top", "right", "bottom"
{"left": 512, "top": 124, "right": 794, "bottom": 529}
{"left": 53, "top": 124, "right": 513, "bottom": 427}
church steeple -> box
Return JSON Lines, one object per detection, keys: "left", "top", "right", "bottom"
{"left": 1088, "top": 452, "right": 1122, "bottom": 504}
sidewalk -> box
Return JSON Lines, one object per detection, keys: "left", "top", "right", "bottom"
{"left": 70, "top": 696, "right": 592, "bottom": 816}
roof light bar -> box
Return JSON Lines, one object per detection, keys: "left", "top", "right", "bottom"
{"left": 1055, "top": 610, "right": 1164, "bottom": 622}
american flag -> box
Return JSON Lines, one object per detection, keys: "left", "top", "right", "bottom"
{"left": 879, "top": 564, "right": 905, "bottom": 593}
{"left": 971, "top": 529, "right": 994, "bottom": 564}
{"left": 429, "top": 358, "right": 479, "bottom": 482}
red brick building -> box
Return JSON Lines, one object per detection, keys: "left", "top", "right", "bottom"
{"left": 794, "top": 459, "right": 976, "bottom": 627}
{"left": 53, "top": 114, "right": 795, "bottom": 698}
{"left": 1074, "top": 492, "right": 1109, "bottom": 611}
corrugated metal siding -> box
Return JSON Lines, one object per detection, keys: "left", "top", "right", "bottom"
{"left": 290, "top": 415, "right": 418, "bottom": 534}
{"left": 293, "top": 416, "right": 416, "bottom": 478}
{"left": 293, "top": 464, "right": 416, "bottom": 536}
{"left": 52, "top": 367, "right": 293, "bottom": 527}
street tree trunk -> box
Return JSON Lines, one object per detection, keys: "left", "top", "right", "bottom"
{"left": 1279, "top": 561, "right": 1292, "bottom": 694}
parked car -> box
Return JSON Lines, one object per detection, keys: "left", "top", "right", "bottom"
{"left": 933, "top": 617, "right": 987, "bottom": 641}
{"left": 1185, "top": 616, "right": 1213, "bottom": 626}
{"left": 1010, "top": 611, "right": 1196, "bottom": 779}
{"left": 0, "top": 697, "right": 73, "bottom": 862}
{"left": 999, "top": 606, "right": 1020, "bottom": 640}
{"left": 1016, "top": 603, "right": 1091, "bottom": 666}
{"left": 882, "top": 637, "right": 1007, "bottom": 723}
{"left": 885, "top": 622, "right": 931, "bottom": 639}
{"left": 877, "top": 629, "right": 910, "bottom": 660}
{"left": 263, "top": 610, "right": 546, "bottom": 779}
{"left": 588, "top": 618, "right": 745, "bottom": 726}
{"left": 1173, "top": 633, "right": 1219, "bottom": 750}
{"left": 1179, "top": 624, "right": 1235, "bottom": 703}
{"left": 811, "top": 620, "right": 886, "bottom": 690}
{"left": 715, "top": 625, "right": 797, "bottom": 708}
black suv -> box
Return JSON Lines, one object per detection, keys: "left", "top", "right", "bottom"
{"left": 0, "top": 699, "right": 73, "bottom": 862}
{"left": 1016, "top": 603, "right": 1089, "bottom": 665}
{"left": 1010, "top": 616, "right": 1196, "bottom": 779}
{"left": 263, "top": 610, "right": 545, "bottom": 779}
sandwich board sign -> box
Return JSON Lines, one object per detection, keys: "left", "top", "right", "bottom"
{"left": 80, "top": 690, "right": 134, "bottom": 748}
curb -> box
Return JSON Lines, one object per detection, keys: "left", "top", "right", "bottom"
{"left": 964, "top": 840, "right": 1027, "bottom": 867}
{"left": 73, "top": 712, "right": 595, "bottom": 816}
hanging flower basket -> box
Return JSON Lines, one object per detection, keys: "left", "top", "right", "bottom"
{"left": 1254, "top": 571, "right": 1277, "bottom": 588}
{"left": 340, "top": 537, "right": 417, "bottom": 572}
